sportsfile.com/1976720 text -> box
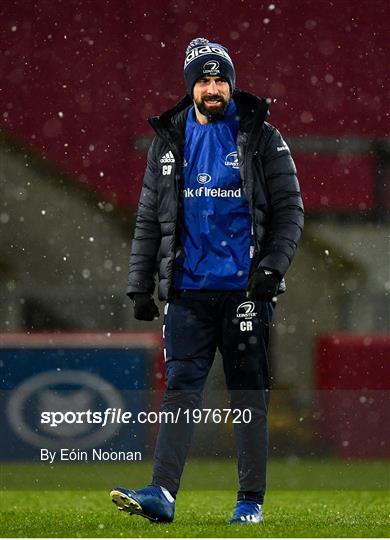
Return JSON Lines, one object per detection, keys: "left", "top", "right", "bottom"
{"left": 40, "top": 407, "right": 253, "bottom": 427}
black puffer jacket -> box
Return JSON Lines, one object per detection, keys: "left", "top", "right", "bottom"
{"left": 127, "top": 89, "right": 304, "bottom": 301}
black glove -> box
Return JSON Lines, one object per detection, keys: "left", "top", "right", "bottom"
{"left": 247, "top": 268, "right": 280, "bottom": 301}
{"left": 132, "top": 294, "right": 160, "bottom": 321}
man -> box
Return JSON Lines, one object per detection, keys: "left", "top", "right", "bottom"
{"left": 110, "top": 37, "right": 304, "bottom": 524}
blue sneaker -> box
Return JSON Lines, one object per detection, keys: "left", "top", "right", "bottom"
{"left": 110, "top": 485, "right": 175, "bottom": 523}
{"left": 228, "top": 500, "right": 264, "bottom": 524}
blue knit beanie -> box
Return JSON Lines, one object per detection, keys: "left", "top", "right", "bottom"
{"left": 184, "top": 37, "right": 236, "bottom": 97}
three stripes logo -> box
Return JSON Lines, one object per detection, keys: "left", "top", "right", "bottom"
{"left": 160, "top": 151, "right": 175, "bottom": 164}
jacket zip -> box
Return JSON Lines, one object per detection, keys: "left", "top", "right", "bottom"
{"left": 240, "top": 135, "right": 259, "bottom": 280}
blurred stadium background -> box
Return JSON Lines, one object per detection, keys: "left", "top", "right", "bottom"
{"left": 0, "top": 0, "right": 389, "bottom": 474}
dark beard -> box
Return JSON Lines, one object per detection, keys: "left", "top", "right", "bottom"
{"left": 196, "top": 96, "right": 229, "bottom": 123}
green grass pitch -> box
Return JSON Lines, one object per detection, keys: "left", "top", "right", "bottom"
{"left": 1, "top": 460, "right": 388, "bottom": 537}
{"left": 2, "top": 490, "right": 388, "bottom": 537}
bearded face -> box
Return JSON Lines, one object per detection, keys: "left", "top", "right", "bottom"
{"left": 193, "top": 76, "right": 231, "bottom": 122}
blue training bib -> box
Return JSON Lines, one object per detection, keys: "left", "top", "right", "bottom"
{"left": 174, "top": 100, "right": 253, "bottom": 290}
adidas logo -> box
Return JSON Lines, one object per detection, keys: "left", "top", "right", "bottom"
{"left": 160, "top": 151, "right": 175, "bottom": 164}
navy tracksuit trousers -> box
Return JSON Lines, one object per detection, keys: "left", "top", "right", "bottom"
{"left": 152, "top": 290, "right": 274, "bottom": 504}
